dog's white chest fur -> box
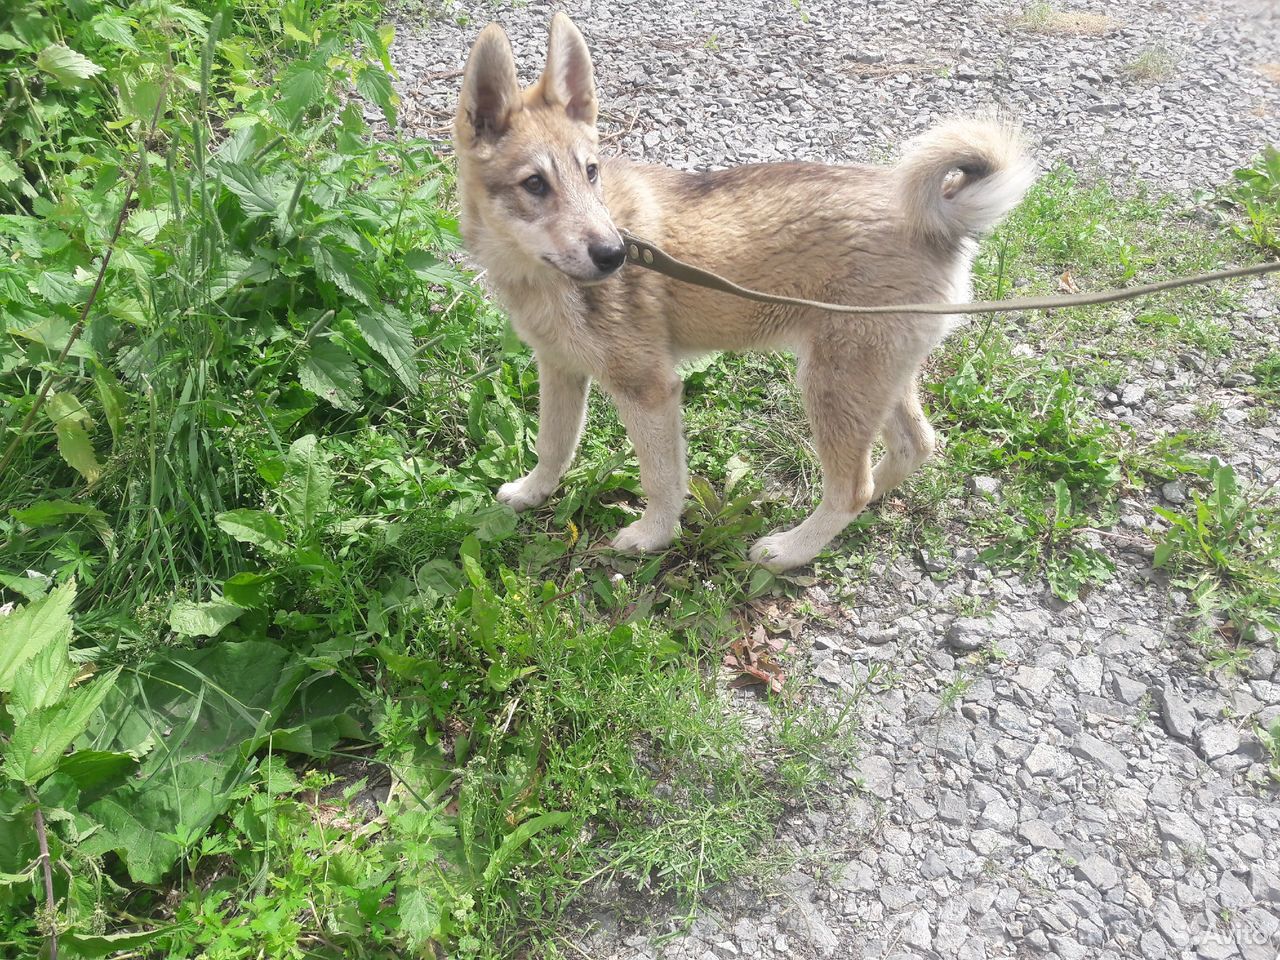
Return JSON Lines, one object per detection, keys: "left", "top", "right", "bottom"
{"left": 495, "top": 276, "right": 603, "bottom": 374}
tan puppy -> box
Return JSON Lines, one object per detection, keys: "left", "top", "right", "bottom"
{"left": 452, "top": 14, "right": 1033, "bottom": 571}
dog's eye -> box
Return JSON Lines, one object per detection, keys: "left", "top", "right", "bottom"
{"left": 586, "top": 163, "right": 599, "bottom": 183}
{"left": 522, "top": 174, "right": 548, "bottom": 196}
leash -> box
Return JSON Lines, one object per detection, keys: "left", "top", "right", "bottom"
{"left": 618, "top": 229, "right": 1280, "bottom": 316}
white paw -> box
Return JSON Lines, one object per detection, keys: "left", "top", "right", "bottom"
{"left": 611, "top": 520, "right": 676, "bottom": 554}
{"left": 496, "top": 476, "right": 552, "bottom": 513}
{"left": 749, "top": 530, "right": 818, "bottom": 572}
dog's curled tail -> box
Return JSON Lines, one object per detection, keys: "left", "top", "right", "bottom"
{"left": 896, "top": 116, "right": 1034, "bottom": 246}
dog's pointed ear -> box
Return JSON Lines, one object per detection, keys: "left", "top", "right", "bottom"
{"left": 458, "top": 23, "right": 521, "bottom": 143}
{"left": 540, "top": 13, "right": 597, "bottom": 126}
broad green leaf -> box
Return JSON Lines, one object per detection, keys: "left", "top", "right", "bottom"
{"left": 81, "top": 641, "right": 305, "bottom": 882}
{"left": 157, "top": 3, "right": 208, "bottom": 34}
{"left": 9, "top": 502, "right": 111, "bottom": 565}
{"left": 5, "top": 667, "right": 121, "bottom": 785}
{"left": 283, "top": 21, "right": 314, "bottom": 44}
{"left": 0, "top": 865, "right": 37, "bottom": 885}
{"left": 396, "top": 883, "right": 442, "bottom": 949}
{"left": 1052, "top": 478, "right": 1072, "bottom": 528}
{"left": 0, "top": 573, "right": 53, "bottom": 602}
{"left": 45, "top": 392, "right": 102, "bottom": 483}
{"left": 356, "top": 65, "right": 397, "bottom": 127}
{"left": 214, "top": 508, "right": 288, "bottom": 553}
{"left": 405, "top": 249, "right": 469, "bottom": 288}
{"left": 282, "top": 4, "right": 314, "bottom": 43}
{"left": 271, "top": 674, "right": 364, "bottom": 756}
{"left": 352, "top": 21, "right": 393, "bottom": 68}
{"left": 8, "top": 628, "right": 74, "bottom": 718}
{"left": 94, "top": 366, "right": 127, "bottom": 447}
{"left": 279, "top": 63, "right": 323, "bottom": 122}
{"left": 12, "top": 499, "right": 107, "bottom": 528}
{"left": 481, "top": 812, "right": 570, "bottom": 886}
{"left": 10, "top": 314, "right": 96, "bottom": 360}
{"left": 0, "top": 580, "right": 75, "bottom": 692}
{"left": 299, "top": 341, "right": 362, "bottom": 412}
{"left": 0, "top": 149, "right": 20, "bottom": 186}
{"left": 169, "top": 597, "right": 245, "bottom": 638}
{"left": 62, "top": 926, "right": 173, "bottom": 957}
{"left": 222, "top": 571, "right": 272, "bottom": 609}
{"left": 90, "top": 11, "right": 138, "bottom": 50}
{"left": 312, "top": 243, "right": 376, "bottom": 305}
{"left": 416, "top": 560, "right": 462, "bottom": 601}
{"left": 465, "top": 503, "right": 517, "bottom": 542}
{"left": 280, "top": 434, "right": 332, "bottom": 528}
{"left": 32, "top": 269, "right": 83, "bottom": 305}
{"left": 118, "top": 73, "right": 164, "bottom": 125}
{"left": 219, "top": 163, "right": 278, "bottom": 218}
{"left": 55, "top": 750, "right": 138, "bottom": 799}
{"left": 355, "top": 306, "right": 419, "bottom": 394}
{"left": 36, "top": 44, "right": 104, "bottom": 85}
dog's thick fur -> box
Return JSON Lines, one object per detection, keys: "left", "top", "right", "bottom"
{"left": 453, "top": 15, "right": 1034, "bottom": 571}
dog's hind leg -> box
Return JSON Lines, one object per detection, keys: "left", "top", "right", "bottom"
{"left": 608, "top": 373, "right": 687, "bottom": 554}
{"left": 497, "top": 356, "right": 589, "bottom": 512}
{"left": 871, "top": 385, "right": 935, "bottom": 502}
{"left": 749, "top": 331, "right": 894, "bottom": 572}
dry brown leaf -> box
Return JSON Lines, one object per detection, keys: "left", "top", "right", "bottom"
{"left": 1058, "top": 270, "right": 1080, "bottom": 294}
{"left": 724, "top": 624, "right": 789, "bottom": 694}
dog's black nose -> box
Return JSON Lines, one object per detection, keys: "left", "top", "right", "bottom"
{"left": 588, "top": 241, "right": 626, "bottom": 274}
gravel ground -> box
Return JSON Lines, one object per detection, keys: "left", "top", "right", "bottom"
{"left": 392, "top": 0, "right": 1279, "bottom": 194}
{"left": 389, "top": 2, "right": 1280, "bottom": 957}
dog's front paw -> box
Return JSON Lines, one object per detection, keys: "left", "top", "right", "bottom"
{"left": 749, "top": 530, "right": 818, "bottom": 573}
{"left": 497, "top": 475, "right": 552, "bottom": 513}
{"left": 611, "top": 519, "right": 676, "bottom": 555}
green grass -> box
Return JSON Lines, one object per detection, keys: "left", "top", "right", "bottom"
{"left": 1153, "top": 461, "right": 1280, "bottom": 669}
{"left": 1124, "top": 46, "right": 1178, "bottom": 83}
{"left": 1221, "top": 146, "right": 1280, "bottom": 253}
{"left": 1, "top": 1, "right": 1278, "bottom": 956}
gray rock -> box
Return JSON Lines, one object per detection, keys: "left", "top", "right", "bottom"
{"left": 967, "top": 475, "right": 1002, "bottom": 499}
{"left": 1024, "top": 742, "right": 1067, "bottom": 778}
{"left": 1197, "top": 722, "right": 1241, "bottom": 760}
{"left": 1018, "top": 820, "right": 1066, "bottom": 850}
{"left": 1110, "top": 674, "right": 1148, "bottom": 705}
{"left": 980, "top": 797, "right": 1017, "bottom": 831}
{"left": 1152, "top": 899, "right": 1190, "bottom": 948}
{"left": 1249, "top": 866, "right": 1280, "bottom": 904}
{"left": 1161, "top": 480, "right": 1189, "bottom": 505}
{"left": 947, "top": 618, "right": 990, "bottom": 652}
{"left": 857, "top": 755, "right": 895, "bottom": 800}
{"left": 1068, "top": 656, "right": 1103, "bottom": 692}
{"left": 1013, "top": 665, "right": 1055, "bottom": 696}
{"left": 1157, "top": 686, "right": 1197, "bottom": 741}
{"left": 1156, "top": 810, "right": 1206, "bottom": 849}
{"left": 1071, "top": 732, "right": 1130, "bottom": 777}
{"left": 1075, "top": 854, "right": 1121, "bottom": 890}
{"left": 814, "top": 658, "right": 847, "bottom": 686}
{"left": 899, "top": 910, "right": 932, "bottom": 950}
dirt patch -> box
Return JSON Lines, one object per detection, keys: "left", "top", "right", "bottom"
{"left": 1013, "top": 3, "right": 1123, "bottom": 36}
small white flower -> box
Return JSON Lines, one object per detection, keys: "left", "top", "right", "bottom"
{"left": 611, "top": 572, "right": 624, "bottom": 583}
{"left": 0, "top": 602, "right": 14, "bottom": 617}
